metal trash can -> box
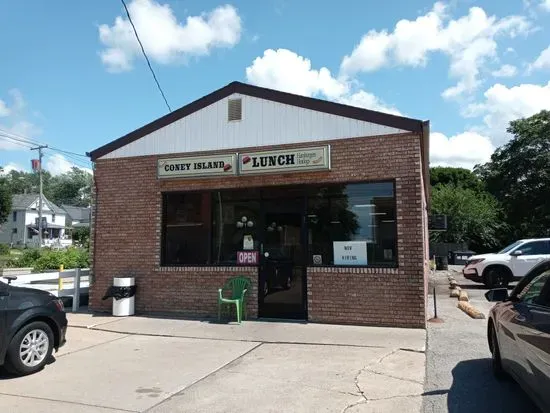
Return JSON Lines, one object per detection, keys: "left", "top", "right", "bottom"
{"left": 435, "top": 256, "right": 448, "bottom": 271}
{"left": 451, "top": 251, "right": 476, "bottom": 266}
{"left": 102, "top": 277, "right": 136, "bottom": 316}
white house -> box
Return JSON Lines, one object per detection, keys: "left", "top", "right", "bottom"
{"left": 0, "top": 194, "right": 68, "bottom": 247}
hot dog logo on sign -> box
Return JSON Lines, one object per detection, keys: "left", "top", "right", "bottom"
{"left": 239, "top": 146, "right": 330, "bottom": 175}
{"left": 158, "top": 154, "right": 237, "bottom": 178}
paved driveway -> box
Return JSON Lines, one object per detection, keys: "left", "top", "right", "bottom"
{"left": 423, "top": 266, "right": 540, "bottom": 413}
{"left": 0, "top": 315, "right": 426, "bottom": 413}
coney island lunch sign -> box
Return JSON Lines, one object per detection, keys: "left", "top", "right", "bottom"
{"left": 158, "top": 145, "right": 331, "bottom": 179}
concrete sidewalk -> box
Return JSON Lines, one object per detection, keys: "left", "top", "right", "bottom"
{"left": 68, "top": 312, "right": 426, "bottom": 351}
{"left": 0, "top": 313, "right": 427, "bottom": 413}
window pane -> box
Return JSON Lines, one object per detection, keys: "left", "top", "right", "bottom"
{"left": 162, "top": 192, "right": 210, "bottom": 265}
{"left": 212, "top": 191, "right": 260, "bottom": 265}
{"left": 520, "top": 241, "right": 549, "bottom": 255}
{"left": 307, "top": 182, "right": 396, "bottom": 266}
{"left": 517, "top": 270, "right": 550, "bottom": 304}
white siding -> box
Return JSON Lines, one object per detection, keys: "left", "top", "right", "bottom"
{"left": 24, "top": 211, "right": 66, "bottom": 228}
{"left": 101, "top": 94, "right": 407, "bottom": 159}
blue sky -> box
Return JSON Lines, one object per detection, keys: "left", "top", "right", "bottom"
{"left": 1, "top": 0, "right": 549, "bottom": 174}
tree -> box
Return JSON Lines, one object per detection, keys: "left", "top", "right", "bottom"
{"left": 49, "top": 167, "right": 92, "bottom": 207}
{"left": 3, "top": 167, "right": 92, "bottom": 207}
{"left": 430, "top": 184, "right": 504, "bottom": 252}
{"left": 430, "top": 166, "right": 484, "bottom": 192}
{"left": 476, "top": 110, "right": 550, "bottom": 240}
{"left": 0, "top": 171, "right": 12, "bottom": 227}
{"left": 3, "top": 169, "right": 53, "bottom": 198}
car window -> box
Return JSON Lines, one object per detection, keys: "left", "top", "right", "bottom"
{"left": 516, "top": 269, "right": 550, "bottom": 305}
{"left": 518, "top": 241, "right": 550, "bottom": 256}
{"left": 499, "top": 241, "right": 523, "bottom": 254}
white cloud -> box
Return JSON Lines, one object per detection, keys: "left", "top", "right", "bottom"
{"left": 0, "top": 100, "right": 10, "bottom": 117}
{"left": 465, "top": 81, "right": 550, "bottom": 145}
{"left": 430, "top": 131, "right": 494, "bottom": 169}
{"left": 45, "top": 154, "right": 93, "bottom": 176}
{"left": 528, "top": 45, "right": 550, "bottom": 71}
{"left": 245, "top": 48, "right": 402, "bottom": 115}
{"left": 246, "top": 49, "right": 348, "bottom": 99}
{"left": 336, "top": 90, "right": 402, "bottom": 116}
{"left": 340, "top": 2, "right": 533, "bottom": 98}
{"left": 491, "top": 64, "right": 518, "bottom": 77}
{"left": 0, "top": 163, "right": 24, "bottom": 175}
{"left": 99, "top": 0, "right": 242, "bottom": 72}
{"left": 0, "top": 89, "right": 42, "bottom": 151}
{"left": 541, "top": 0, "right": 550, "bottom": 11}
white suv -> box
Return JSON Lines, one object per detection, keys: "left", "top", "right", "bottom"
{"left": 463, "top": 238, "right": 550, "bottom": 287}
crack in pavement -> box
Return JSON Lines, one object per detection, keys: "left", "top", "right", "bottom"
{"left": 340, "top": 348, "right": 399, "bottom": 413}
{"left": 362, "top": 367, "right": 425, "bottom": 385}
{"left": 340, "top": 348, "right": 425, "bottom": 412}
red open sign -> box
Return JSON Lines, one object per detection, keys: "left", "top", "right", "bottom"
{"left": 237, "top": 251, "right": 259, "bottom": 265}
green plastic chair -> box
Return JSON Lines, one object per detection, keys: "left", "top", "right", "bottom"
{"left": 218, "top": 276, "right": 251, "bottom": 324}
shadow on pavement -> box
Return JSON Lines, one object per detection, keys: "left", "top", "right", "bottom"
{"left": 447, "top": 358, "right": 540, "bottom": 413}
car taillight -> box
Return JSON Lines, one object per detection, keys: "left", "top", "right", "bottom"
{"left": 54, "top": 298, "right": 65, "bottom": 312}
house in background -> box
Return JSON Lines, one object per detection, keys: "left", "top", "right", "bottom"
{"left": 0, "top": 194, "right": 68, "bottom": 247}
{"left": 62, "top": 205, "right": 91, "bottom": 228}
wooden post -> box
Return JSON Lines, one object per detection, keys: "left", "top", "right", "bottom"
{"left": 58, "top": 265, "right": 64, "bottom": 293}
{"left": 72, "top": 268, "right": 81, "bottom": 312}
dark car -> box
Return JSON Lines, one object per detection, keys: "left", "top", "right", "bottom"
{"left": 0, "top": 276, "right": 67, "bottom": 375}
{"left": 486, "top": 260, "right": 550, "bottom": 412}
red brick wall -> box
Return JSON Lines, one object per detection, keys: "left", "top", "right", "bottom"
{"left": 90, "top": 133, "right": 427, "bottom": 327}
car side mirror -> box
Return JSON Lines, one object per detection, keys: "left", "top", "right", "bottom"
{"left": 2, "top": 275, "right": 17, "bottom": 285}
{"left": 485, "top": 288, "right": 509, "bottom": 302}
{"left": 510, "top": 250, "right": 523, "bottom": 257}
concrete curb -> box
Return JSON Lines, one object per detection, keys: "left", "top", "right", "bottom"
{"left": 458, "top": 290, "right": 469, "bottom": 302}
{"left": 457, "top": 301, "right": 486, "bottom": 319}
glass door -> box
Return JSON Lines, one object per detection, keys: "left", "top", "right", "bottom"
{"left": 259, "top": 198, "right": 306, "bottom": 319}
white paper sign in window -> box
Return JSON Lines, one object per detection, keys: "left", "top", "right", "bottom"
{"left": 333, "top": 241, "right": 368, "bottom": 266}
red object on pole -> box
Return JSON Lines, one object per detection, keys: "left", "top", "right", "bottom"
{"left": 31, "top": 159, "right": 40, "bottom": 172}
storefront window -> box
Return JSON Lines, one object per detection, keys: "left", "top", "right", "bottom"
{"left": 307, "top": 182, "right": 397, "bottom": 266}
{"left": 212, "top": 191, "right": 260, "bottom": 265}
{"left": 161, "top": 181, "right": 397, "bottom": 267}
{"left": 162, "top": 192, "right": 211, "bottom": 265}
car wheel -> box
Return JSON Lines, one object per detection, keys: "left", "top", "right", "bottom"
{"left": 490, "top": 324, "right": 506, "bottom": 380}
{"left": 485, "top": 268, "right": 509, "bottom": 288}
{"left": 4, "top": 321, "right": 54, "bottom": 376}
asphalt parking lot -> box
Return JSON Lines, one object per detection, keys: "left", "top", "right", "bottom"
{"left": 422, "top": 266, "right": 540, "bottom": 413}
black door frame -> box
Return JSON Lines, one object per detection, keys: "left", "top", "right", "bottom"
{"left": 257, "top": 194, "right": 308, "bottom": 320}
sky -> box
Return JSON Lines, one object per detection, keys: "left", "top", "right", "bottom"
{"left": 0, "top": 0, "right": 549, "bottom": 176}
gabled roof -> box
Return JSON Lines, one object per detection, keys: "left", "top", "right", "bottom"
{"left": 88, "top": 81, "right": 428, "bottom": 162}
{"left": 11, "top": 194, "right": 65, "bottom": 215}
{"left": 61, "top": 205, "right": 91, "bottom": 222}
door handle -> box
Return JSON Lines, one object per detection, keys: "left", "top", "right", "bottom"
{"left": 515, "top": 315, "right": 527, "bottom": 322}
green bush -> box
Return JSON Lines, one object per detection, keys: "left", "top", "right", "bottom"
{"left": 0, "top": 244, "right": 9, "bottom": 255}
{"left": 6, "top": 247, "right": 89, "bottom": 271}
{"left": 17, "top": 249, "right": 42, "bottom": 267}
{"left": 33, "top": 248, "right": 89, "bottom": 272}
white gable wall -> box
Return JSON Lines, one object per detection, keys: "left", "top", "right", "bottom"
{"left": 101, "top": 94, "right": 407, "bottom": 160}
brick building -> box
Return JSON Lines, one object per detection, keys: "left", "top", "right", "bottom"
{"left": 88, "top": 81, "right": 430, "bottom": 328}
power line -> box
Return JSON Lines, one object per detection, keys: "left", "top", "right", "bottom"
{"left": 0, "top": 130, "right": 91, "bottom": 164}
{"left": 120, "top": 0, "right": 172, "bottom": 113}
{"left": 44, "top": 151, "right": 92, "bottom": 170}
{"left": 0, "top": 135, "right": 35, "bottom": 149}
{"left": 49, "top": 147, "right": 89, "bottom": 158}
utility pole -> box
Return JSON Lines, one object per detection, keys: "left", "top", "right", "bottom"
{"left": 31, "top": 145, "right": 48, "bottom": 248}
